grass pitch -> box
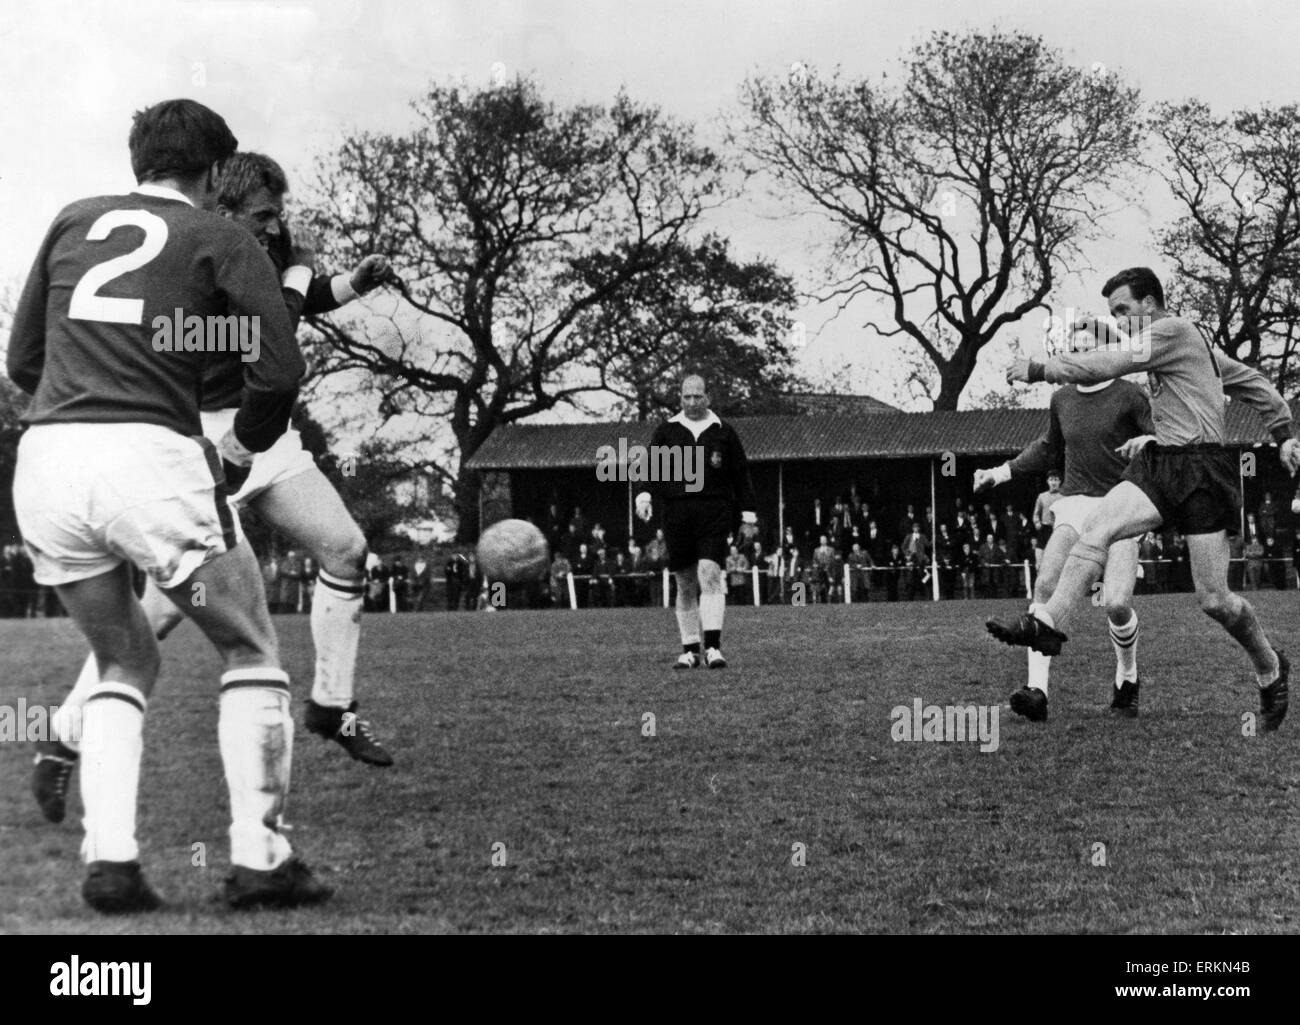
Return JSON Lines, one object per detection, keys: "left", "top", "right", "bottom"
{"left": 1, "top": 592, "right": 1297, "bottom": 934}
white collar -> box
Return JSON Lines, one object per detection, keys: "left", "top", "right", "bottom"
{"left": 669, "top": 409, "right": 721, "bottom": 440}
{"left": 670, "top": 409, "right": 721, "bottom": 429}
{"left": 1076, "top": 379, "right": 1114, "bottom": 394}
{"left": 132, "top": 183, "right": 194, "bottom": 207}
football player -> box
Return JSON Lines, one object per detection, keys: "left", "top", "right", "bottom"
{"left": 992, "top": 267, "right": 1298, "bottom": 732}
{"left": 9, "top": 99, "right": 328, "bottom": 910}
{"left": 974, "top": 326, "right": 1155, "bottom": 721}
{"left": 34, "top": 154, "right": 395, "bottom": 831}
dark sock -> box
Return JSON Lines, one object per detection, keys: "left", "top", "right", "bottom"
{"left": 683, "top": 642, "right": 701, "bottom": 654}
{"left": 704, "top": 630, "right": 721, "bottom": 649}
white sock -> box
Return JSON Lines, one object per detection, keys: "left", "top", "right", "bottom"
{"left": 1109, "top": 610, "right": 1139, "bottom": 685}
{"left": 310, "top": 570, "right": 364, "bottom": 708}
{"left": 54, "top": 653, "right": 100, "bottom": 754}
{"left": 1033, "top": 605, "right": 1055, "bottom": 628}
{"left": 675, "top": 603, "right": 700, "bottom": 646}
{"left": 79, "top": 683, "right": 146, "bottom": 864}
{"left": 1026, "top": 604, "right": 1051, "bottom": 694}
{"left": 219, "top": 670, "right": 294, "bottom": 871}
{"left": 699, "top": 593, "right": 725, "bottom": 634}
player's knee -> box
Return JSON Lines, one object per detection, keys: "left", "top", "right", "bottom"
{"left": 1198, "top": 588, "right": 1234, "bottom": 624}
{"left": 319, "top": 529, "right": 368, "bottom": 579}
{"left": 697, "top": 563, "right": 724, "bottom": 593}
{"left": 1105, "top": 598, "right": 1133, "bottom": 624}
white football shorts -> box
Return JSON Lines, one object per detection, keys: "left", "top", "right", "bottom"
{"left": 1049, "top": 494, "right": 1139, "bottom": 556}
{"left": 13, "top": 422, "right": 242, "bottom": 588}
{"left": 200, "top": 408, "right": 316, "bottom": 507}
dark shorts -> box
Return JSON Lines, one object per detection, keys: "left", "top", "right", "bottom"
{"left": 1122, "top": 444, "right": 1241, "bottom": 536}
{"left": 1035, "top": 525, "right": 1053, "bottom": 549}
{"left": 663, "top": 497, "right": 733, "bottom": 572}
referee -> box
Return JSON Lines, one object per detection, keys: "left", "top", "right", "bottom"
{"left": 636, "top": 374, "right": 757, "bottom": 669}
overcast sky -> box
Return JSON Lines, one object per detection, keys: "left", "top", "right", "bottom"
{"left": 4, "top": 0, "right": 1299, "bottom": 411}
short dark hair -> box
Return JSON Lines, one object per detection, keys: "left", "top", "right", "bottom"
{"left": 1102, "top": 267, "right": 1165, "bottom": 307}
{"left": 216, "top": 152, "right": 288, "bottom": 211}
{"left": 129, "top": 99, "right": 238, "bottom": 184}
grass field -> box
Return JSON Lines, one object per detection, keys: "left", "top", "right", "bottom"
{"left": 1, "top": 592, "right": 1297, "bottom": 934}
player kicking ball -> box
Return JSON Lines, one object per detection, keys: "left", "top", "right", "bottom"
{"left": 10, "top": 99, "right": 329, "bottom": 910}
{"left": 975, "top": 327, "right": 1156, "bottom": 722}
{"left": 988, "top": 267, "right": 1299, "bottom": 732}
{"left": 33, "top": 153, "right": 394, "bottom": 827}
{"left": 635, "top": 374, "right": 758, "bottom": 669}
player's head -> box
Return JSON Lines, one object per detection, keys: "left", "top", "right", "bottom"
{"left": 1047, "top": 470, "right": 1061, "bottom": 492}
{"left": 680, "top": 374, "right": 709, "bottom": 420}
{"left": 216, "top": 152, "right": 290, "bottom": 251}
{"left": 1102, "top": 267, "right": 1166, "bottom": 331}
{"left": 129, "top": 99, "right": 238, "bottom": 205}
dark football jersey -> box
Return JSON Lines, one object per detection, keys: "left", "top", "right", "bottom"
{"left": 201, "top": 273, "right": 342, "bottom": 411}
{"left": 1008, "top": 380, "right": 1155, "bottom": 497}
{"left": 7, "top": 188, "right": 304, "bottom": 450}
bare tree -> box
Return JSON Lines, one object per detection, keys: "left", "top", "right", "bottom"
{"left": 300, "top": 77, "right": 734, "bottom": 540}
{"left": 574, "top": 234, "right": 806, "bottom": 420}
{"left": 737, "top": 29, "right": 1143, "bottom": 409}
{"left": 1153, "top": 100, "right": 1300, "bottom": 394}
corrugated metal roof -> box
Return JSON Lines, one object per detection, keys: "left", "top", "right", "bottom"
{"left": 467, "top": 398, "right": 1299, "bottom": 470}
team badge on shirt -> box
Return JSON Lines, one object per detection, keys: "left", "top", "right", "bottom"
{"left": 710, "top": 450, "right": 723, "bottom": 468}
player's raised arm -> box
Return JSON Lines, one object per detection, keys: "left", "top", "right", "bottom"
{"left": 1010, "top": 318, "right": 1179, "bottom": 387}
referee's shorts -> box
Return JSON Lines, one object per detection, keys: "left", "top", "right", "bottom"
{"left": 1122, "top": 443, "right": 1241, "bottom": 536}
{"left": 663, "top": 496, "right": 733, "bottom": 572}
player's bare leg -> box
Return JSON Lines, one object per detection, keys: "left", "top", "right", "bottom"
{"left": 1008, "top": 525, "right": 1077, "bottom": 722}
{"left": 990, "top": 483, "right": 1160, "bottom": 654}
{"left": 251, "top": 467, "right": 392, "bottom": 765}
{"left": 1102, "top": 539, "right": 1142, "bottom": 717}
{"left": 673, "top": 566, "right": 702, "bottom": 668}
{"left": 1185, "top": 531, "right": 1289, "bottom": 731}
{"left": 697, "top": 558, "right": 727, "bottom": 668}
{"left": 54, "top": 564, "right": 164, "bottom": 912}
{"left": 159, "top": 539, "right": 330, "bottom": 908}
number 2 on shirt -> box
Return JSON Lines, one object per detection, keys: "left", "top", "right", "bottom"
{"left": 67, "top": 209, "right": 169, "bottom": 325}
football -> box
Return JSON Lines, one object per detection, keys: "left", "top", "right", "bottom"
{"left": 476, "top": 518, "right": 550, "bottom": 583}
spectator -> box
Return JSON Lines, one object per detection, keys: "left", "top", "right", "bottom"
{"left": 936, "top": 524, "right": 955, "bottom": 600}
{"left": 1003, "top": 503, "right": 1022, "bottom": 565}
{"left": 367, "top": 554, "right": 390, "bottom": 612}
{"left": 725, "top": 544, "right": 750, "bottom": 605}
{"left": 978, "top": 534, "right": 998, "bottom": 598}
{"left": 1258, "top": 492, "right": 1278, "bottom": 545}
{"left": 412, "top": 553, "right": 432, "bottom": 611}
{"left": 848, "top": 542, "right": 872, "bottom": 601}
{"left": 626, "top": 540, "right": 647, "bottom": 606}
{"left": 611, "top": 550, "right": 630, "bottom": 606}
{"left": 764, "top": 547, "right": 783, "bottom": 604}
{"left": 1139, "top": 532, "right": 1161, "bottom": 594}
{"left": 958, "top": 542, "right": 978, "bottom": 599}
{"left": 549, "top": 552, "right": 573, "bottom": 607}
{"left": 572, "top": 543, "right": 594, "bottom": 607}
{"left": 644, "top": 529, "right": 668, "bottom": 605}
{"left": 884, "top": 543, "right": 904, "bottom": 602}
{"left": 444, "top": 551, "right": 468, "bottom": 611}
{"left": 783, "top": 546, "right": 804, "bottom": 603}
{"left": 896, "top": 504, "right": 918, "bottom": 544}
{"left": 568, "top": 506, "right": 588, "bottom": 541}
